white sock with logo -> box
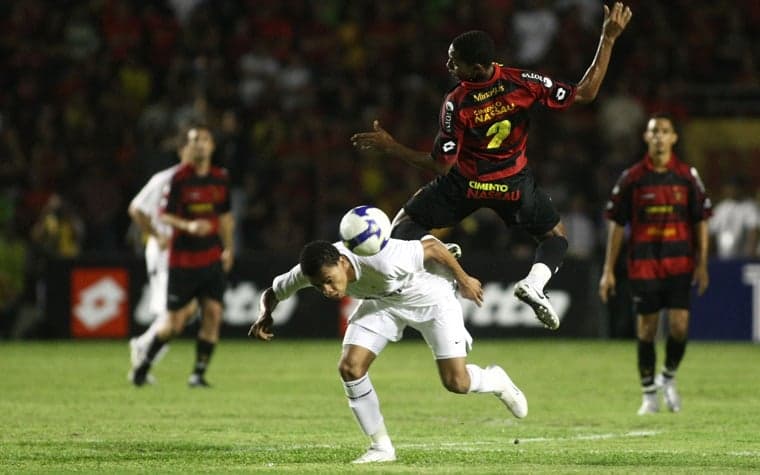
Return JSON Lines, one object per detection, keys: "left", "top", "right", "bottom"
{"left": 523, "top": 263, "right": 552, "bottom": 291}
{"left": 466, "top": 364, "right": 504, "bottom": 393}
{"left": 343, "top": 374, "right": 392, "bottom": 449}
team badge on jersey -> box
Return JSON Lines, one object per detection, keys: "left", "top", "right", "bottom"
{"left": 443, "top": 101, "right": 455, "bottom": 133}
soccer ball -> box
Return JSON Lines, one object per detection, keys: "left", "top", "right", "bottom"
{"left": 339, "top": 205, "right": 391, "bottom": 256}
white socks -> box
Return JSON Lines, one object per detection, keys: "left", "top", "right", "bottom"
{"left": 343, "top": 374, "right": 392, "bottom": 448}
{"left": 523, "top": 263, "right": 552, "bottom": 290}
{"left": 466, "top": 364, "right": 504, "bottom": 393}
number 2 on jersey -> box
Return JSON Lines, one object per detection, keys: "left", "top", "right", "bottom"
{"left": 486, "top": 120, "right": 512, "bottom": 149}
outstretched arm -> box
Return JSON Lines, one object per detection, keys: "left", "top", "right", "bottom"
{"left": 574, "top": 2, "right": 633, "bottom": 104}
{"left": 422, "top": 238, "right": 483, "bottom": 306}
{"left": 351, "top": 120, "right": 451, "bottom": 175}
{"left": 248, "top": 288, "right": 279, "bottom": 341}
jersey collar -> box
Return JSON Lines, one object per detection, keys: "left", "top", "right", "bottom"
{"left": 643, "top": 153, "right": 678, "bottom": 171}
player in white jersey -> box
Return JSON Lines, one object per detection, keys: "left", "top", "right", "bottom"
{"left": 249, "top": 237, "right": 528, "bottom": 464}
{"left": 127, "top": 165, "right": 179, "bottom": 382}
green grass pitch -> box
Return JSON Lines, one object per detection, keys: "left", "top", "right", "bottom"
{"left": 1, "top": 338, "right": 759, "bottom": 473}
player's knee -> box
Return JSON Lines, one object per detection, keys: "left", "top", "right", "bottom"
{"left": 338, "top": 358, "right": 367, "bottom": 381}
{"left": 390, "top": 214, "right": 428, "bottom": 240}
{"left": 441, "top": 372, "right": 469, "bottom": 394}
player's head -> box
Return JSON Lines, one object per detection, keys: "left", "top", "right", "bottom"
{"left": 178, "top": 123, "right": 215, "bottom": 164}
{"left": 643, "top": 113, "right": 678, "bottom": 157}
{"left": 299, "top": 240, "right": 354, "bottom": 300}
{"left": 447, "top": 30, "right": 496, "bottom": 82}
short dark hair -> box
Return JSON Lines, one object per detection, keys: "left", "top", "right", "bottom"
{"left": 649, "top": 112, "right": 675, "bottom": 124}
{"left": 451, "top": 30, "right": 496, "bottom": 66}
{"left": 299, "top": 240, "right": 340, "bottom": 277}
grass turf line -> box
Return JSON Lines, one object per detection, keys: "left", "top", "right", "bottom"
{"left": 1, "top": 339, "right": 759, "bottom": 473}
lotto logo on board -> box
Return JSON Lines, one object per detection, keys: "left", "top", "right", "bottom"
{"left": 71, "top": 268, "right": 129, "bottom": 338}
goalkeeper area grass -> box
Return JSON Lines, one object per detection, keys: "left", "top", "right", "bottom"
{"left": 1, "top": 338, "right": 759, "bottom": 473}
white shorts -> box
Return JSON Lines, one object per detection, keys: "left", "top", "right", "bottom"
{"left": 342, "top": 294, "right": 472, "bottom": 360}
{"left": 145, "top": 238, "right": 169, "bottom": 316}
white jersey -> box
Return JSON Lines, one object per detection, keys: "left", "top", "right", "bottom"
{"left": 272, "top": 239, "right": 457, "bottom": 310}
{"left": 129, "top": 165, "right": 180, "bottom": 242}
{"left": 130, "top": 165, "right": 180, "bottom": 316}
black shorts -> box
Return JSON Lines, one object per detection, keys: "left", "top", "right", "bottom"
{"left": 402, "top": 167, "right": 560, "bottom": 236}
{"left": 167, "top": 262, "right": 226, "bottom": 311}
{"left": 631, "top": 274, "right": 692, "bottom": 315}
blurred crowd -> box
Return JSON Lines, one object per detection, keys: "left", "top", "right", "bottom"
{"left": 1, "top": 0, "right": 759, "bottom": 329}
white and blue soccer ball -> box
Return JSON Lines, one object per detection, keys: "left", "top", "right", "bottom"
{"left": 339, "top": 205, "right": 391, "bottom": 256}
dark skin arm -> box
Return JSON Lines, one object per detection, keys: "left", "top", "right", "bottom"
{"left": 575, "top": 2, "right": 633, "bottom": 103}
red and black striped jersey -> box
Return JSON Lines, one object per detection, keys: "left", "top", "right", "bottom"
{"left": 432, "top": 63, "right": 576, "bottom": 181}
{"left": 162, "top": 163, "right": 231, "bottom": 268}
{"left": 605, "top": 154, "right": 712, "bottom": 281}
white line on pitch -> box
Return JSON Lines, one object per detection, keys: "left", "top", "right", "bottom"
{"left": 399, "top": 430, "right": 661, "bottom": 449}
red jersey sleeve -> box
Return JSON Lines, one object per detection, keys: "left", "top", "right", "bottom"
{"left": 509, "top": 68, "right": 577, "bottom": 110}
{"left": 605, "top": 168, "right": 634, "bottom": 225}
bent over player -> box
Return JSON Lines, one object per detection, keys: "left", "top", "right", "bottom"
{"left": 352, "top": 3, "right": 632, "bottom": 330}
{"left": 599, "top": 114, "right": 711, "bottom": 415}
{"left": 249, "top": 237, "right": 527, "bottom": 464}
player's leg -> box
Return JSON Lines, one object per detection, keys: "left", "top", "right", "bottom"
{"left": 392, "top": 174, "right": 474, "bottom": 242}
{"left": 131, "top": 264, "right": 170, "bottom": 371}
{"left": 131, "top": 267, "right": 196, "bottom": 386}
{"left": 189, "top": 263, "right": 227, "bottom": 388}
{"left": 188, "top": 297, "right": 222, "bottom": 388}
{"left": 340, "top": 323, "right": 396, "bottom": 463}
{"left": 657, "top": 277, "right": 691, "bottom": 411}
{"left": 131, "top": 304, "right": 194, "bottom": 386}
{"left": 635, "top": 290, "right": 662, "bottom": 414}
{"left": 389, "top": 208, "right": 428, "bottom": 239}
{"left": 417, "top": 300, "right": 528, "bottom": 418}
{"left": 508, "top": 178, "right": 566, "bottom": 330}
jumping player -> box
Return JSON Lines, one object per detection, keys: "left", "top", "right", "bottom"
{"left": 351, "top": 3, "right": 632, "bottom": 330}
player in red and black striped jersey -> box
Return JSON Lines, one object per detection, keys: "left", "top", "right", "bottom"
{"left": 132, "top": 125, "right": 235, "bottom": 388}
{"left": 599, "top": 114, "right": 711, "bottom": 415}
{"left": 353, "top": 3, "right": 632, "bottom": 330}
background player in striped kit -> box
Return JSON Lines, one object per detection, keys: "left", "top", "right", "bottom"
{"left": 131, "top": 124, "right": 234, "bottom": 388}
{"left": 352, "top": 3, "right": 632, "bottom": 331}
{"left": 599, "top": 113, "right": 711, "bottom": 415}
{"left": 128, "top": 138, "right": 204, "bottom": 383}
{"left": 249, "top": 236, "right": 528, "bottom": 464}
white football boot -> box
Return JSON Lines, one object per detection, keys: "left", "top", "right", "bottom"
{"left": 637, "top": 392, "right": 659, "bottom": 415}
{"left": 488, "top": 365, "right": 528, "bottom": 419}
{"left": 351, "top": 444, "right": 396, "bottom": 464}
{"left": 514, "top": 280, "right": 560, "bottom": 330}
{"left": 656, "top": 374, "right": 681, "bottom": 413}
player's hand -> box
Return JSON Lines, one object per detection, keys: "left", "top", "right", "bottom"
{"left": 692, "top": 263, "right": 709, "bottom": 296}
{"left": 350, "top": 120, "right": 398, "bottom": 153}
{"left": 601, "top": 2, "right": 632, "bottom": 41}
{"left": 458, "top": 275, "right": 484, "bottom": 307}
{"left": 598, "top": 271, "right": 616, "bottom": 304}
{"left": 248, "top": 312, "right": 274, "bottom": 341}
{"left": 186, "top": 219, "right": 214, "bottom": 236}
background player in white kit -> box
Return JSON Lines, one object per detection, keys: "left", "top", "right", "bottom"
{"left": 127, "top": 149, "right": 196, "bottom": 382}
{"left": 249, "top": 236, "right": 528, "bottom": 464}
